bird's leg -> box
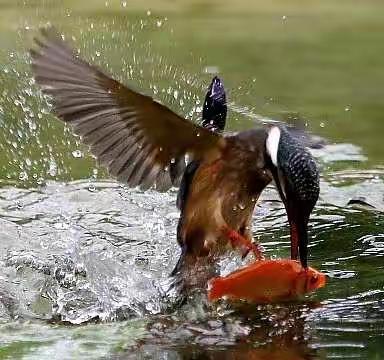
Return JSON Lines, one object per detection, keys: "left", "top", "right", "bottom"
{"left": 239, "top": 223, "right": 264, "bottom": 260}
{"left": 221, "top": 225, "right": 264, "bottom": 260}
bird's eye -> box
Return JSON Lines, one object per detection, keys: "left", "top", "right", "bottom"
{"left": 310, "top": 275, "right": 318, "bottom": 284}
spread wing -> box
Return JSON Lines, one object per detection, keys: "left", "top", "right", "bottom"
{"left": 31, "top": 28, "right": 223, "bottom": 191}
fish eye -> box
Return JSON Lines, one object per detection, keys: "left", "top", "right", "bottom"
{"left": 310, "top": 275, "right": 318, "bottom": 284}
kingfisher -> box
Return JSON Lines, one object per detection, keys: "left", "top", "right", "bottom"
{"left": 31, "top": 28, "right": 320, "bottom": 288}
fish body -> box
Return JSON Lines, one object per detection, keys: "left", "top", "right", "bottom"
{"left": 208, "top": 260, "right": 326, "bottom": 303}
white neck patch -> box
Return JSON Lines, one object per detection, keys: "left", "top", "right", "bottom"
{"left": 266, "top": 126, "right": 281, "bottom": 167}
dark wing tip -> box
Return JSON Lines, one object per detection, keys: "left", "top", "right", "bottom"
{"left": 207, "top": 76, "right": 226, "bottom": 104}
{"left": 32, "top": 26, "right": 59, "bottom": 51}
{"left": 38, "top": 26, "right": 63, "bottom": 43}
{"left": 202, "top": 76, "right": 227, "bottom": 131}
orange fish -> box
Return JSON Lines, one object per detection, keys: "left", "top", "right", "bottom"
{"left": 208, "top": 260, "right": 326, "bottom": 303}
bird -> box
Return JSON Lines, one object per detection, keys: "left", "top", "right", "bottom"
{"left": 30, "top": 28, "right": 320, "bottom": 289}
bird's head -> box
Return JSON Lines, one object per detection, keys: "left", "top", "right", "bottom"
{"left": 265, "top": 125, "right": 320, "bottom": 268}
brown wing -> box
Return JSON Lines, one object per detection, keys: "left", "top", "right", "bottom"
{"left": 31, "top": 28, "right": 224, "bottom": 191}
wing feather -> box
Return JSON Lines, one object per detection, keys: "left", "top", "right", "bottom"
{"left": 31, "top": 27, "right": 224, "bottom": 190}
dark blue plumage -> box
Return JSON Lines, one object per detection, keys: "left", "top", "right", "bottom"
{"left": 277, "top": 126, "right": 320, "bottom": 205}
{"left": 201, "top": 76, "right": 227, "bottom": 132}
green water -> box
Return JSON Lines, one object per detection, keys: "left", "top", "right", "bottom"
{"left": 0, "top": 0, "right": 383, "bottom": 359}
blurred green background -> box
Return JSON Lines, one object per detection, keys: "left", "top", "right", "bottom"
{"left": 0, "top": 0, "right": 383, "bottom": 187}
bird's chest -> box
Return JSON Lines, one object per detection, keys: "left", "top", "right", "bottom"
{"left": 183, "top": 159, "right": 262, "bottom": 228}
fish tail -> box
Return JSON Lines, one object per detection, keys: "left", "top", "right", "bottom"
{"left": 207, "top": 277, "right": 226, "bottom": 301}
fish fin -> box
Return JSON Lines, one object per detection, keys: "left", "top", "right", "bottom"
{"left": 207, "top": 277, "right": 226, "bottom": 301}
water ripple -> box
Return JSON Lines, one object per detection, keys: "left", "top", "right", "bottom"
{"left": 0, "top": 174, "right": 382, "bottom": 358}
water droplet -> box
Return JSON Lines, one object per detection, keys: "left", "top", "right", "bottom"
{"left": 54, "top": 222, "right": 70, "bottom": 230}
{"left": 147, "top": 10, "right": 151, "bottom": 16}
{"left": 19, "top": 171, "right": 28, "bottom": 181}
{"left": 95, "top": 51, "right": 101, "bottom": 57}
{"left": 72, "top": 150, "right": 83, "bottom": 158}
{"left": 173, "top": 90, "right": 178, "bottom": 100}
{"left": 48, "top": 159, "right": 57, "bottom": 177}
{"left": 238, "top": 203, "right": 246, "bottom": 210}
{"left": 88, "top": 184, "right": 96, "bottom": 192}
{"left": 121, "top": 1, "right": 127, "bottom": 7}
{"left": 156, "top": 20, "right": 163, "bottom": 27}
